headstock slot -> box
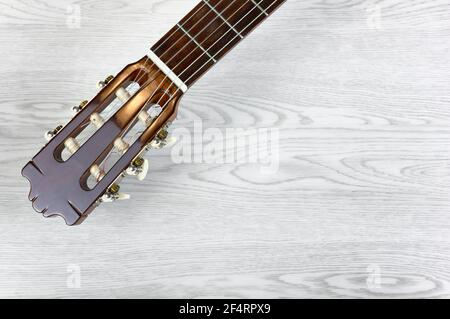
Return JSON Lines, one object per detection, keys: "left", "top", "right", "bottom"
{"left": 74, "top": 73, "right": 179, "bottom": 185}
{"left": 83, "top": 89, "right": 173, "bottom": 190}
{"left": 53, "top": 61, "right": 164, "bottom": 171}
{"left": 59, "top": 81, "right": 142, "bottom": 162}
{"left": 88, "top": 92, "right": 181, "bottom": 195}
{"left": 53, "top": 59, "right": 161, "bottom": 164}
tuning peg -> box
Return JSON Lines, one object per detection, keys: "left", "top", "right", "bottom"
{"left": 44, "top": 125, "right": 63, "bottom": 141}
{"left": 90, "top": 112, "right": 130, "bottom": 154}
{"left": 99, "top": 183, "right": 130, "bottom": 203}
{"left": 136, "top": 158, "right": 149, "bottom": 181}
{"left": 147, "top": 126, "right": 177, "bottom": 150}
{"left": 90, "top": 112, "right": 104, "bottom": 128}
{"left": 115, "top": 193, "right": 131, "bottom": 201}
{"left": 138, "top": 104, "right": 163, "bottom": 126}
{"left": 63, "top": 135, "right": 106, "bottom": 183}
{"left": 157, "top": 127, "right": 170, "bottom": 140}
{"left": 126, "top": 157, "right": 149, "bottom": 181}
{"left": 97, "top": 75, "right": 114, "bottom": 90}
{"left": 149, "top": 135, "right": 177, "bottom": 150}
{"left": 100, "top": 192, "right": 131, "bottom": 203}
{"left": 148, "top": 104, "right": 163, "bottom": 118}
{"left": 100, "top": 192, "right": 130, "bottom": 203}
{"left": 72, "top": 100, "right": 89, "bottom": 114}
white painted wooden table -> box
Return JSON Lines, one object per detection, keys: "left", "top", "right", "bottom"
{"left": 0, "top": 0, "right": 449, "bottom": 298}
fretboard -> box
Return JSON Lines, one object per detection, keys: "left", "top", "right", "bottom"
{"left": 150, "top": 0, "right": 285, "bottom": 88}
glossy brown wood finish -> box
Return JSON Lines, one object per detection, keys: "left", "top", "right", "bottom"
{"left": 22, "top": 58, "right": 183, "bottom": 225}
{"left": 152, "top": 0, "right": 286, "bottom": 86}
{"left": 22, "top": 0, "right": 286, "bottom": 225}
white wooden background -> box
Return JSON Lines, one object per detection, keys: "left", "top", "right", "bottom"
{"left": 0, "top": 0, "right": 449, "bottom": 298}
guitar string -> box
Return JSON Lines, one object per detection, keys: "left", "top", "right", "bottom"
{"left": 99, "top": 0, "right": 231, "bottom": 144}
{"left": 107, "top": 0, "right": 252, "bottom": 145}
{"left": 151, "top": 0, "right": 275, "bottom": 110}
{"left": 131, "top": 0, "right": 236, "bottom": 91}
{"left": 98, "top": 1, "right": 209, "bottom": 123}
{"left": 141, "top": 0, "right": 277, "bottom": 146}
{"left": 100, "top": 0, "right": 279, "bottom": 174}
{"left": 182, "top": 0, "right": 281, "bottom": 85}
{"left": 116, "top": 0, "right": 278, "bottom": 175}
{"left": 140, "top": 0, "right": 265, "bottom": 118}
{"left": 96, "top": 1, "right": 215, "bottom": 173}
{"left": 129, "top": 1, "right": 213, "bottom": 89}
{"left": 109, "top": 0, "right": 251, "bottom": 124}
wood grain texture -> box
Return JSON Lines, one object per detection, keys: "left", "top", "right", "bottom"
{"left": 1, "top": 0, "right": 450, "bottom": 298}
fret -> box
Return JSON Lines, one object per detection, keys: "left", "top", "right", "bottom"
{"left": 203, "top": 0, "right": 265, "bottom": 60}
{"left": 234, "top": 0, "right": 281, "bottom": 37}
{"left": 251, "top": 0, "right": 269, "bottom": 16}
{"left": 173, "top": 0, "right": 250, "bottom": 81}
{"left": 250, "top": 0, "right": 269, "bottom": 16}
{"left": 202, "top": 0, "right": 244, "bottom": 39}
{"left": 176, "top": 23, "right": 217, "bottom": 63}
{"left": 150, "top": 0, "right": 286, "bottom": 87}
{"left": 183, "top": 0, "right": 284, "bottom": 81}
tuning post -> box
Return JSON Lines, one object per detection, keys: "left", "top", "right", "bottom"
{"left": 114, "top": 138, "right": 130, "bottom": 154}
{"left": 90, "top": 112, "right": 130, "bottom": 154}
{"left": 63, "top": 137, "right": 106, "bottom": 181}
{"left": 96, "top": 75, "right": 114, "bottom": 90}
{"left": 137, "top": 104, "right": 162, "bottom": 128}
{"left": 150, "top": 104, "right": 163, "bottom": 117}
{"left": 114, "top": 87, "right": 162, "bottom": 128}
{"left": 89, "top": 112, "right": 104, "bottom": 128}
{"left": 90, "top": 165, "right": 105, "bottom": 181}
{"left": 64, "top": 137, "right": 80, "bottom": 154}
{"left": 115, "top": 87, "right": 131, "bottom": 103}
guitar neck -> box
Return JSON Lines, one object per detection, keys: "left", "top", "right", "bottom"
{"left": 21, "top": 0, "right": 287, "bottom": 226}
{"left": 150, "top": 0, "right": 285, "bottom": 88}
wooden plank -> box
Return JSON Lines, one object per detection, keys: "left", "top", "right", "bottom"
{"left": 0, "top": 0, "right": 449, "bottom": 298}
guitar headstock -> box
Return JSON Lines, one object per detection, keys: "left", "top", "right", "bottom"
{"left": 22, "top": 56, "right": 184, "bottom": 225}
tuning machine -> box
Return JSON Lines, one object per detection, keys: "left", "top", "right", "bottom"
{"left": 147, "top": 124, "right": 177, "bottom": 150}
{"left": 97, "top": 75, "right": 114, "bottom": 90}
{"left": 99, "top": 183, "right": 130, "bottom": 203}
{"left": 71, "top": 100, "right": 89, "bottom": 114}
{"left": 126, "top": 156, "right": 150, "bottom": 181}
{"left": 44, "top": 125, "right": 63, "bottom": 141}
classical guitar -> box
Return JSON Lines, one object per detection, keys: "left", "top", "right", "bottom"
{"left": 22, "top": 0, "right": 286, "bottom": 225}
